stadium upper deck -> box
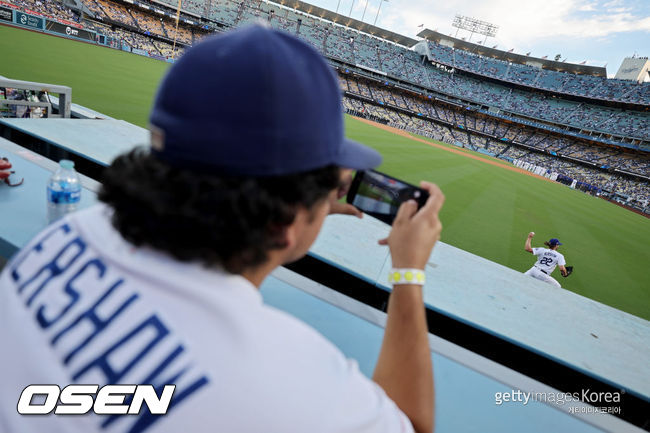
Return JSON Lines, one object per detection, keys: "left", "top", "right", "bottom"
{"left": 337, "top": 73, "right": 650, "bottom": 209}
{"left": 418, "top": 39, "right": 649, "bottom": 106}
{"left": 173, "top": 0, "right": 650, "bottom": 108}
{"left": 143, "top": 0, "right": 649, "bottom": 142}
{"left": 5, "top": 0, "right": 649, "bottom": 145}
{"left": 418, "top": 29, "right": 608, "bottom": 77}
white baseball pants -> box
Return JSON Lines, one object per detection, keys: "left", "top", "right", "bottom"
{"left": 525, "top": 267, "right": 561, "bottom": 288}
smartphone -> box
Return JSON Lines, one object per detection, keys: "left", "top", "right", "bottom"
{"left": 346, "top": 170, "right": 429, "bottom": 225}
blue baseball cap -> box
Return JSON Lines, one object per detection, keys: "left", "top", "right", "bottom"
{"left": 149, "top": 25, "right": 382, "bottom": 176}
{"left": 549, "top": 238, "right": 563, "bottom": 246}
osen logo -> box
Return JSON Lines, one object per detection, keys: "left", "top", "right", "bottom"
{"left": 17, "top": 384, "right": 176, "bottom": 415}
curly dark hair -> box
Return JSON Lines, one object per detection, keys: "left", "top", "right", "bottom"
{"left": 99, "top": 148, "right": 340, "bottom": 273}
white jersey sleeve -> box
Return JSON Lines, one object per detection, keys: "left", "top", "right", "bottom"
{"left": 557, "top": 252, "right": 566, "bottom": 266}
{"left": 532, "top": 247, "right": 544, "bottom": 256}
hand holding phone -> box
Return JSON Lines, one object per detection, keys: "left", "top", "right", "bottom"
{"left": 328, "top": 169, "right": 363, "bottom": 218}
{"left": 346, "top": 170, "right": 429, "bottom": 225}
{"left": 382, "top": 182, "right": 445, "bottom": 270}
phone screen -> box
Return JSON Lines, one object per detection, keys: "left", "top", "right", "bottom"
{"left": 347, "top": 170, "right": 428, "bottom": 225}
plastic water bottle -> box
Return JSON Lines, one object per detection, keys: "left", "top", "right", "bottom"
{"left": 47, "top": 160, "right": 81, "bottom": 224}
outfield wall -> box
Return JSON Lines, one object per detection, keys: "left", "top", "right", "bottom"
{"left": 1, "top": 10, "right": 176, "bottom": 63}
{"left": 0, "top": 7, "right": 136, "bottom": 53}
{"left": 0, "top": 5, "right": 98, "bottom": 42}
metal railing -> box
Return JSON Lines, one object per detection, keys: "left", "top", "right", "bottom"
{"left": 0, "top": 77, "right": 72, "bottom": 118}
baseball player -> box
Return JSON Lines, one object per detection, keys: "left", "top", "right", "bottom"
{"left": 524, "top": 232, "right": 568, "bottom": 287}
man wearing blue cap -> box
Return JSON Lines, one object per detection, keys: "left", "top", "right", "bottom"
{"left": 1, "top": 26, "right": 443, "bottom": 432}
{"left": 524, "top": 232, "right": 568, "bottom": 287}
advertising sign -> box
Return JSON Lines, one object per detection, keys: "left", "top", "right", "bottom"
{"left": 0, "top": 6, "right": 12, "bottom": 22}
{"left": 132, "top": 48, "right": 150, "bottom": 57}
{"left": 45, "top": 20, "right": 95, "bottom": 41}
{"left": 15, "top": 12, "right": 42, "bottom": 29}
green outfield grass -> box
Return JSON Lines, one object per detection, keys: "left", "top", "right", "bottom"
{"left": 3, "top": 25, "right": 649, "bottom": 319}
{"left": 346, "top": 117, "right": 650, "bottom": 320}
{"left": 0, "top": 25, "right": 168, "bottom": 127}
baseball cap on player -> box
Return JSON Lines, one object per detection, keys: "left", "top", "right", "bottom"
{"left": 548, "top": 238, "right": 563, "bottom": 246}
{"left": 149, "top": 25, "right": 382, "bottom": 176}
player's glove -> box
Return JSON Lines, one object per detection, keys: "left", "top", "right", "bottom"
{"left": 562, "top": 266, "right": 573, "bottom": 277}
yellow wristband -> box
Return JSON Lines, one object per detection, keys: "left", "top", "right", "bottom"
{"left": 388, "top": 268, "right": 426, "bottom": 286}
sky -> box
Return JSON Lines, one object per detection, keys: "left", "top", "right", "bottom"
{"left": 300, "top": 0, "right": 650, "bottom": 77}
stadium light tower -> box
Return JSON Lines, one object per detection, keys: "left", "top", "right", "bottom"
{"left": 373, "top": 0, "right": 388, "bottom": 26}
{"left": 451, "top": 14, "right": 498, "bottom": 44}
{"left": 171, "top": 0, "right": 182, "bottom": 60}
{"left": 362, "top": 0, "right": 369, "bottom": 21}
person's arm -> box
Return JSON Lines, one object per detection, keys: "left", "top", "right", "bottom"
{"left": 525, "top": 232, "right": 534, "bottom": 253}
{"left": 374, "top": 182, "right": 444, "bottom": 433}
{"left": 558, "top": 254, "right": 567, "bottom": 276}
{"left": 0, "top": 158, "right": 11, "bottom": 182}
{"left": 328, "top": 168, "right": 363, "bottom": 218}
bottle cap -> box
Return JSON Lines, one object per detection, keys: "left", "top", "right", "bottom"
{"left": 60, "top": 160, "right": 75, "bottom": 170}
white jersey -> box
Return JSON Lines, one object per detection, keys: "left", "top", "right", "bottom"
{"left": 532, "top": 247, "right": 566, "bottom": 274}
{"left": 0, "top": 204, "right": 413, "bottom": 433}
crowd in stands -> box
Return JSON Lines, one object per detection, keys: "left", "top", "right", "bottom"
{"left": 83, "top": 0, "right": 194, "bottom": 45}
{"left": 515, "top": 152, "right": 649, "bottom": 208}
{"left": 87, "top": 0, "right": 137, "bottom": 27}
{"left": 340, "top": 73, "right": 650, "bottom": 206}
{"left": 10, "top": 0, "right": 649, "bottom": 143}
{"left": 415, "top": 67, "right": 650, "bottom": 141}
{"left": 196, "top": 0, "right": 649, "bottom": 142}
{"left": 425, "top": 41, "right": 650, "bottom": 106}
{"left": 7, "top": 0, "right": 193, "bottom": 57}
{"left": 154, "top": 0, "right": 208, "bottom": 18}
{"left": 341, "top": 74, "right": 649, "bottom": 175}
{"left": 6, "top": 0, "right": 81, "bottom": 24}
{"left": 7, "top": 0, "right": 649, "bottom": 208}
